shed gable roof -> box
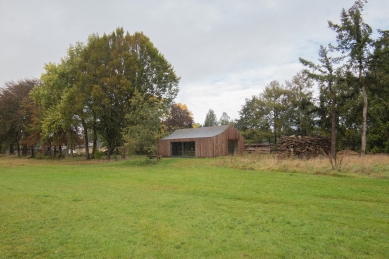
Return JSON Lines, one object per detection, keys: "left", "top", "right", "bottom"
{"left": 161, "top": 125, "right": 231, "bottom": 140}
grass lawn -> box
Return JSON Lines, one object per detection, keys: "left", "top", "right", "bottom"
{"left": 1, "top": 156, "right": 388, "bottom": 258}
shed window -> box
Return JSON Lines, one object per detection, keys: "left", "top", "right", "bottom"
{"left": 171, "top": 142, "right": 195, "bottom": 157}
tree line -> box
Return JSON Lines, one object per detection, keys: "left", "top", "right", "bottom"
{"left": 0, "top": 28, "right": 194, "bottom": 159}
{"left": 1, "top": 1, "right": 388, "bottom": 159}
{"left": 234, "top": 0, "right": 389, "bottom": 158}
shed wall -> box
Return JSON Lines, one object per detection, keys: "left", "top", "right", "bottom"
{"left": 158, "top": 126, "right": 245, "bottom": 158}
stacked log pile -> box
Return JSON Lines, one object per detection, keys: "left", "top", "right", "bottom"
{"left": 276, "top": 136, "right": 330, "bottom": 158}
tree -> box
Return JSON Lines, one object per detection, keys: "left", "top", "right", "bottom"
{"left": 366, "top": 30, "right": 389, "bottom": 152}
{"left": 30, "top": 43, "right": 84, "bottom": 158}
{"left": 122, "top": 92, "right": 166, "bottom": 155}
{"left": 328, "top": 0, "right": 372, "bottom": 156}
{"left": 235, "top": 96, "right": 268, "bottom": 143}
{"left": 285, "top": 72, "right": 315, "bottom": 137}
{"left": 219, "top": 112, "right": 232, "bottom": 125}
{"left": 77, "top": 28, "right": 179, "bottom": 159}
{"left": 256, "top": 81, "right": 292, "bottom": 143}
{"left": 236, "top": 81, "right": 292, "bottom": 144}
{"left": 0, "top": 79, "right": 40, "bottom": 155}
{"left": 29, "top": 28, "right": 179, "bottom": 160}
{"left": 164, "top": 103, "right": 194, "bottom": 132}
{"left": 19, "top": 93, "right": 44, "bottom": 158}
{"left": 203, "top": 109, "right": 218, "bottom": 127}
{"left": 300, "top": 46, "right": 343, "bottom": 160}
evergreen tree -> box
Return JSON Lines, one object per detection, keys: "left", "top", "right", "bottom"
{"left": 203, "top": 109, "right": 218, "bottom": 127}
{"left": 329, "top": 0, "right": 372, "bottom": 156}
{"left": 367, "top": 31, "right": 389, "bottom": 152}
{"left": 300, "top": 46, "right": 344, "bottom": 160}
{"left": 235, "top": 96, "right": 272, "bottom": 143}
{"left": 219, "top": 112, "right": 232, "bottom": 125}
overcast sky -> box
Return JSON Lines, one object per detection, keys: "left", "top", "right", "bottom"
{"left": 1, "top": 0, "right": 388, "bottom": 123}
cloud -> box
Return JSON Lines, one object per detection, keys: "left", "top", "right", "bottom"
{"left": 178, "top": 62, "right": 304, "bottom": 123}
{"left": 1, "top": 0, "right": 389, "bottom": 125}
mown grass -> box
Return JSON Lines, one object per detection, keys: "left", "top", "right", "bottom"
{"left": 1, "top": 156, "right": 388, "bottom": 258}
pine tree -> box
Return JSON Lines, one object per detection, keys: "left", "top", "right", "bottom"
{"left": 203, "top": 109, "right": 218, "bottom": 127}
{"left": 328, "top": 0, "right": 372, "bottom": 156}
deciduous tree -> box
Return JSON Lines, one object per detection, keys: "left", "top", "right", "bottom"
{"left": 236, "top": 81, "right": 292, "bottom": 144}
{"left": 285, "top": 72, "right": 315, "bottom": 137}
{"left": 164, "top": 103, "right": 194, "bottom": 132}
{"left": 30, "top": 43, "right": 84, "bottom": 158}
{"left": 122, "top": 92, "right": 167, "bottom": 155}
{"left": 0, "top": 79, "right": 40, "bottom": 155}
{"left": 256, "top": 81, "right": 292, "bottom": 143}
{"left": 77, "top": 28, "right": 179, "bottom": 159}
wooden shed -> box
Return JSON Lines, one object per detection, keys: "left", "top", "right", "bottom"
{"left": 158, "top": 125, "right": 245, "bottom": 158}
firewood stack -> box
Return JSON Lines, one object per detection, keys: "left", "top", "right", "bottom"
{"left": 276, "top": 135, "right": 330, "bottom": 159}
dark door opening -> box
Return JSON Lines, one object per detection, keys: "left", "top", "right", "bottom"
{"left": 228, "top": 140, "right": 238, "bottom": 155}
{"left": 171, "top": 142, "right": 195, "bottom": 157}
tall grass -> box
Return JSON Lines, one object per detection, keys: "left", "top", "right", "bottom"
{"left": 214, "top": 153, "right": 389, "bottom": 178}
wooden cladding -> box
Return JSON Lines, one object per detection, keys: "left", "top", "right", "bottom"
{"left": 158, "top": 125, "right": 245, "bottom": 158}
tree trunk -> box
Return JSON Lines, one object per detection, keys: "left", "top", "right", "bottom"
{"left": 16, "top": 142, "right": 21, "bottom": 157}
{"left": 92, "top": 113, "right": 97, "bottom": 159}
{"left": 329, "top": 80, "right": 336, "bottom": 161}
{"left": 107, "top": 145, "right": 112, "bottom": 160}
{"left": 59, "top": 145, "right": 62, "bottom": 158}
{"left": 82, "top": 119, "right": 90, "bottom": 160}
{"left": 68, "top": 129, "right": 74, "bottom": 158}
{"left": 331, "top": 107, "right": 337, "bottom": 160}
{"left": 9, "top": 143, "right": 14, "bottom": 155}
{"left": 45, "top": 143, "right": 51, "bottom": 156}
{"left": 31, "top": 144, "right": 35, "bottom": 158}
{"left": 361, "top": 84, "right": 368, "bottom": 156}
{"left": 92, "top": 128, "right": 97, "bottom": 159}
{"left": 22, "top": 144, "right": 28, "bottom": 157}
{"left": 121, "top": 148, "right": 126, "bottom": 159}
{"left": 273, "top": 123, "right": 277, "bottom": 144}
{"left": 65, "top": 131, "right": 70, "bottom": 158}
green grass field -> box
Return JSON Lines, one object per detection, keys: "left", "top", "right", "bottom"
{"left": 1, "top": 156, "right": 388, "bottom": 258}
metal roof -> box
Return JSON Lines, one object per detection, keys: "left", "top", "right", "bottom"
{"left": 161, "top": 125, "right": 231, "bottom": 140}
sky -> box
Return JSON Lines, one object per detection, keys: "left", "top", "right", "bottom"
{"left": 1, "top": 0, "right": 388, "bottom": 124}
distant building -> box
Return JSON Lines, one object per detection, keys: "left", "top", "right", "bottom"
{"left": 73, "top": 142, "right": 105, "bottom": 154}
{"left": 158, "top": 125, "right": 245, "bottom": 158}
